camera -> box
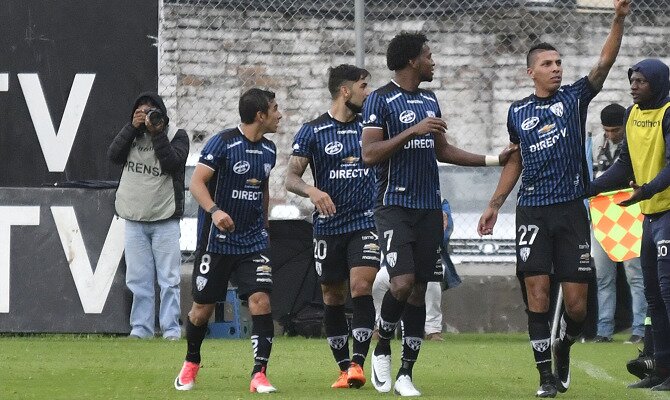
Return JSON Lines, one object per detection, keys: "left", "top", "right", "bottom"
{"left": 146, "top": 108, "right": 164, "bottom": 126}
{"left": 594, "top": 148, "right": 613, "bottom": 173}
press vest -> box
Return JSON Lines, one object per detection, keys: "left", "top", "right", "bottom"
{"left": 115, "top": 125, "right": 178, "bottom": 221}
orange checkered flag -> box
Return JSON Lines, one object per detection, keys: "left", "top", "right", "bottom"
{"left": 589, "top": 189, "right": 643, "bottom": 262}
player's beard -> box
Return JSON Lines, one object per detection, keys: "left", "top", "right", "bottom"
{"left": 345, "top": 100, "right": 363, "bottom": 114}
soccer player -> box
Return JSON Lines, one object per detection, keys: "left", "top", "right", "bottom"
{"left": 285, "top": 64, "right": 378, "bottom": 389}
{"left": 174, "top": 88, "right": 281, "bottom": 393}
{"left": 588, "top": 58, "right": 670, "bottom": 391}
{"left": 362, "top": 32, "right": 516, "bottom": 396}
{"left": 477, "top": 0, "right": 631, "bottom": 397}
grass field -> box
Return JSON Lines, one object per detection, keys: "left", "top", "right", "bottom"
{"left": 1, "top": 333, "right": 668, "bottom": 399}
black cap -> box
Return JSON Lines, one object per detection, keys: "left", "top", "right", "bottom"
{"left": 600, "top": 103, "right": 626, "bottom": 127}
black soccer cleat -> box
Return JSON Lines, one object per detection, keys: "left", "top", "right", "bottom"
{"left": 536, "top": 372, "right": 557, "bottom": 398}
{"left": 626, "top": 351, "right": 655, "bottom": 380}
{"left": 552, "top": 338, "right": 570, "bottom": 393}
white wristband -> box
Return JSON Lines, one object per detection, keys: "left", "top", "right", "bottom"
{"left": 485, "top": 155, "right": 500, "bottom": 167}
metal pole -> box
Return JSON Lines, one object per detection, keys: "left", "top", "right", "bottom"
{"left": 354, "top": 0, "right": 365, "bottom": 68}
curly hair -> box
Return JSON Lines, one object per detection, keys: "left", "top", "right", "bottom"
{"left": 386, "top": 32, "right": 428, "bottom": 71}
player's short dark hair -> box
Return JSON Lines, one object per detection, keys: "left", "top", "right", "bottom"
{"left": 327, "top": 64, "right": 370, "bottom": 98}
{"left": 527, "top": 42, "right": 558, "bottom": 68}
{"left": 239, "top": 88, "right": 276, "bottom": 124}
{"left": 386, "top": 32, "right": 428, "bottom": 71}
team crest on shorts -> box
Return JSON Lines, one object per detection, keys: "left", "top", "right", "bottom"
{"left": 386, "top": 252, "right": 398, "bottom": 268}
{"left": 520, "top": 247, "right": 531, "bottom": 262}
{"left": 196, "top": 276, "right": 208, "bottom": 291}
{"left": 315, "top": 261, "right": 322, "bottom": 276}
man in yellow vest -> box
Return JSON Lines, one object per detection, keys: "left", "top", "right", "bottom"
{"left": 588, "top": 58, "right": 670, "bottom": 391}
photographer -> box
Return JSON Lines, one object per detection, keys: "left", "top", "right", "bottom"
{"left": 108, "top": 92, "right": 189, "bottom": 340}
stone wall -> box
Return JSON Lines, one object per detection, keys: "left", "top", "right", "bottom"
{"left": 159, "top": 4, "right": 670, "bottom": 208}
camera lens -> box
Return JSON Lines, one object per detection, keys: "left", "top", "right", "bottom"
{"left": 147, "top": 109, "right": 163, "bottom": 125}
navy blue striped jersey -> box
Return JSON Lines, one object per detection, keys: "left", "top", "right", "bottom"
{"left": 362, "top": 81, "right": 442, "bottom": 209}
{"left": 508, "top": 76, "right": 598, "bottom": 206}
{"left": 292, "top": 112, "right": 375, "bottom": 235}
{"left": 196, "top": 126, "right": 276, "bottom": 254}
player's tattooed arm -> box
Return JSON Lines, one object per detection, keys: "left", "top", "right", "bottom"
{"left": 285, "top": 155, "right": 312, "bottom": 197}
{"left": 588, "top": 0, "right": 631, "bottom": 90}
{"left": 285, "top": 155, "right": 336, "bottom": 217}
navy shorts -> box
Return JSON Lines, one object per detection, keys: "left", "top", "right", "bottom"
{"left": 374, "top": 206, "right": 443, "bottom": 282}
{"left": 191, "top": 249, "right": 272, "bottom": 303}
{"left": 515, "top": 199, "right": 593, "bottom": 283}
{"left": 313, "top": 228, "right": 381, "bottom": 284}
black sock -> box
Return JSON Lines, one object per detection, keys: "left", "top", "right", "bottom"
{"left": 375, "top": 291, "right": 406, "bottom": 356}
{"left": 643, "top": 317, "right": 653, "bottom": 357}
{"left": 251, "top": 313, "right": 274, "bottom": 375}
{"left": 560, "top": 312, "right": 583, "bottom": 345}
{"left": 527, "top": 311, "right": 552, "bottom": 376}
{"left": 324, "top": 304, "right": 350, "bottom": 371}
{"left": 185, "top": 317, "right": 208, "bottom": 364}
{"left": 351, "top": 295, "right": 375, "bottom": 367}
{"left": 397, "top": 302, "right": 425, "bottom": 379}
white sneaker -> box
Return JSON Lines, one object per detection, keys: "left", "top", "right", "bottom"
{"left": 370, "top": 353, "right": 392, "bottom": 393}
{"left": 394, "top": 374, "right": 421, "bottom": 397}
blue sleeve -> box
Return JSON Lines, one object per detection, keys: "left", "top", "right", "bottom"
{"left": 363, "top": 92, "right": 387, "bottom": 129}
{"left": 434, "top": 93, "right": 442, "bottom": 118}
{"left": 199, "top": 133, "right": 225, "bottom": 171}
{"left": 292, "top": 124, "right": 314, "bottom": 159}
{"left": 576, "top": 76, "right": 599, "bottom": 105}
{"left": 270, "top": 142, "right": 277, "bottom": 169}
{"left": 507, "top": 106, "right": 520, "bottom": 144}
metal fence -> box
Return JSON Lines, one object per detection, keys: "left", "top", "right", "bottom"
{"left": 161, "top": 0, "right": 670, "bottom": 263}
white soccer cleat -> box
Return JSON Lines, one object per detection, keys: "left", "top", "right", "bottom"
{"left": 371, "top": 353, "right": 392, "bottom": 393}
{"left": 394, "top": 374, "right": 421, "bottom": 397}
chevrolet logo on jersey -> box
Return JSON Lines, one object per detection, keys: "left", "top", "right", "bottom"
{"left": 537, "top": 123, "right": 556, "bottom": 135}
{"left": 246, "top": 178, "right": 261, "bottom": 186}
{"left": 341, "top": 156, "right": 360, "bottom": 164}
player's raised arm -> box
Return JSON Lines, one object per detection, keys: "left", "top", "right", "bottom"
{"left": 587, "top": 0, "right": 631, "bottom": 91}
{"left": 477, "top": 148, "right": 522, "bottom": 236}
